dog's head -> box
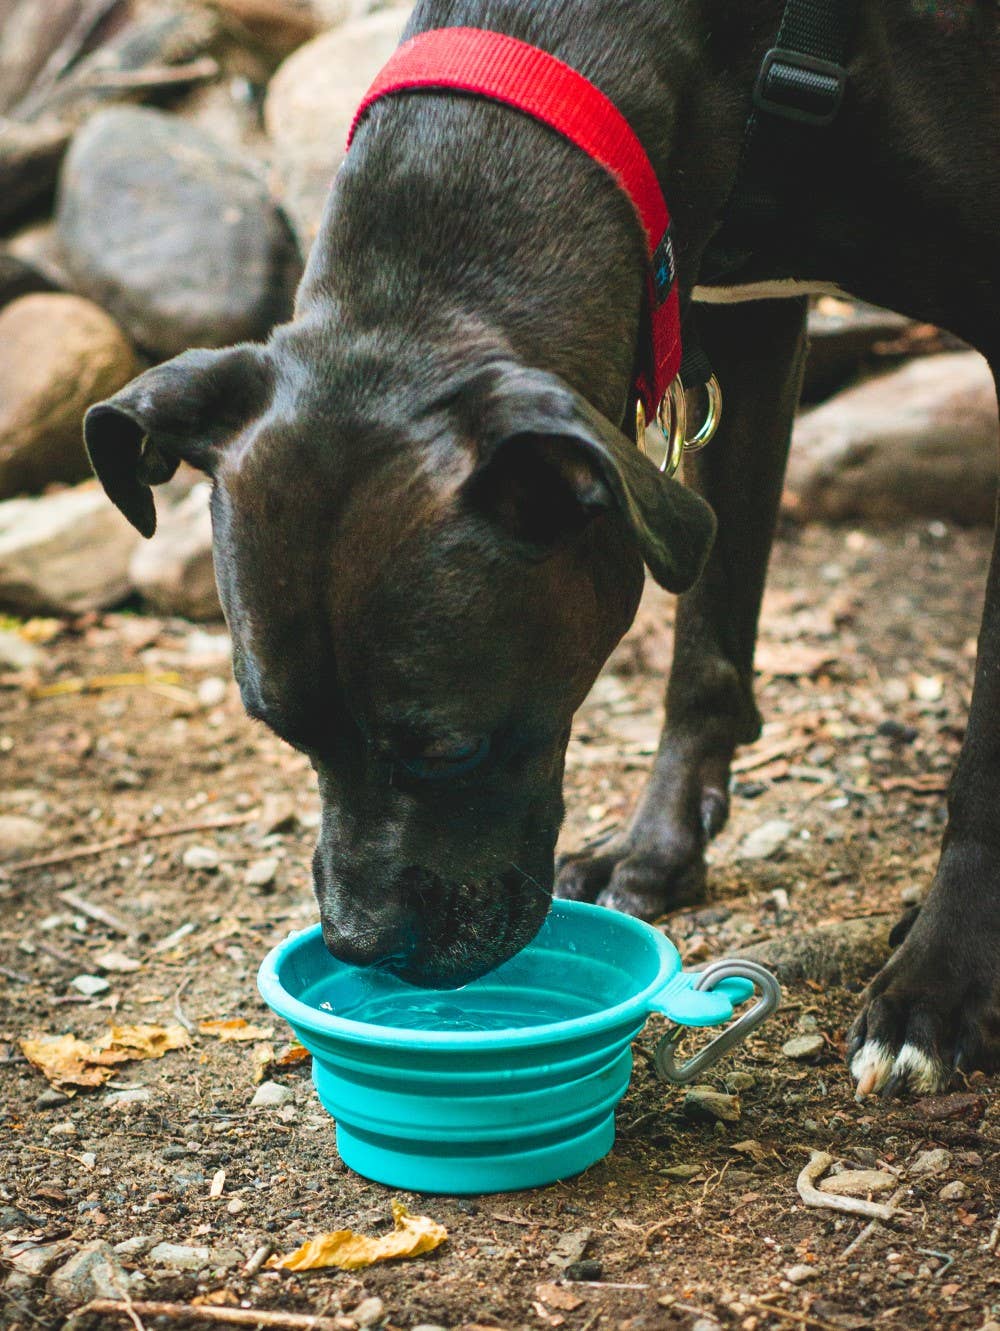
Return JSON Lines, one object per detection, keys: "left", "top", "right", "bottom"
{"left": 85, "top": 328, "right": 715, "bottom": 985}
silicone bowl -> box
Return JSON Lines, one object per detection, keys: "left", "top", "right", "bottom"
{"left": 257, "top": 899, "right": 779, "bottom": 1194}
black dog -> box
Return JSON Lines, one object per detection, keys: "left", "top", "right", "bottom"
{"left": 85, "top": 0, "right": 1000, "bottom": 1097}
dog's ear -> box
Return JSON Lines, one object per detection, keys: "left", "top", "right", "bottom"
{"left": 462, "top": 364, "right": 716, "bottom": 593}
{"left": 84, "top": 344, "right": 272, "bottom": 538}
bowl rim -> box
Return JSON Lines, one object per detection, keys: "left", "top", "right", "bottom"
{"left": 256, "top": 899, "right": 681, "bottom": 1052}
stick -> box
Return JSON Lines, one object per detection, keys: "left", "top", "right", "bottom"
{"left": 797, "top": 1152, "right": 897, "bottom": 1221}
{"left": 746, "top": 1301, "right": 841, "bottom": 1331}
{"left": 71, "top": 1301, "right": 355, "bottom": 1331}
{"left": 840, "top": 1186, "right": 908, "bottom": 1259}
{"left": 57, "top": 890, "right": 133, "bottom": 936}
{"left": 984, "top": 1208, "right": 1000, "bottom": 1253}
{"left": 1, "top": 812, "right": 257, "bottom": 874}
{"left": 75, "top": 56, "right": 219, "bottom": 91}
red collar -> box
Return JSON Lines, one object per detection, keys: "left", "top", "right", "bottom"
{"left": 347, "top": 27, "right": 681, "bottom": 426}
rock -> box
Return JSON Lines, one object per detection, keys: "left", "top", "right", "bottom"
{"left": 912, "top": 1092, "right": 987, "bottom": 1123}
{"left": 0, "top": 629, "right": 44, "bottom": 670}
{"left": 252, "top": 1079, "right": 293, "bottom": 1107}
{"left": 910, "top": 1148, "right": 952, "bottom": 1178}
{"left": 818, "top": 1169, "right": 896, "bottom": 1198}
{"left": 103, "top": 1087, "right": 150, "bottom": 1107}
{"left": 49, "top": 1240, "right": 129, "bottom": 1305}
{"left": 682, "top": 1088, "right": 741, "bottom": 1123}
{"left": 784, "top": 352, "right": 999, "bottom": 526}
{"left": 257, "top": 794, "right": 299, "bottom": 836}
{"left": 129, "top": 483, "right": 221, "bottom": 621}
{"left": 0, "top": 253, "right": 59, "bottom": 309}
{"left": 113, "top": 1235, "right": 157, "bottom": 1256}
{"left": 661, "top": 1163, "right": 703, "bottom": 1179}
{"left": 94, "top": 950, "right": 141, "bottom": 974}
{"left": 209, "top": 0, "right": 322, "bottom": 53}
{"left": 0, "top": 484, "right": 139, "bottom": 614}
{"left": 738, "top": 818, "right": 793, "bottom": 860}
{"left": 147, "top": 1241, "right": 211, "bottom": 1272}
{"left": 351, "top": 1296, "right": 385, "bottom": 1327}
{"left": 0, "top": 294, "right": 138, "bottom": 500}
{"left": 726, "top": 1071, "right": 756, "bottom": 1091}
{"left": 56, "top": 107, "right": 300, "bottom": 359}
{"left": 197, "top": 675, "right": 228, "bottom": 708}
{"left": 245, "top": 856, "right": 279, "bottom": 888}
{"left": 0, "top": 814, "right": 47, "bottom": 854}
{"left": 11, "top": 1241, "right": 75, "bottom": 1278}
{"left": 800, "top": 299, "right": 911, "bottom": 403}
{"left": 785, "top": 1264, "right": 817, "bottom": 1285}
{"left": 265, "top": 7, "right": 413, "bottom": 247}
{"left": 938, "top": 1180, "right": 968, "bottom": 1202}
{"left": 782, "top": 1034, "right": 826, "bottom": 1061}
{"left": 34, "top": 1089, "right": 70, "bottom": 1110}
{"left": 735, "top": 916, "right": 893, "bottom": 987}
{"left": 69, "top": 974, "right": 110, "bottom": 996}
{"left": 182, "top": 844, "right": 220, "bottom": 871}
{"left": 564, "top": 1260, "right": 602, "bottom": 1282}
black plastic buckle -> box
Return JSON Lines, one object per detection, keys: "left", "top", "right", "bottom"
{"left": 753, "top": 47, "right": 846, "bottom": 126}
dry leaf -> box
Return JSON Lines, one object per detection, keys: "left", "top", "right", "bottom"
{"left": 269, "top": 1201, "right": 447, "bottom": 1271}
{"left": 536, "top": 1282, "right": 584, "bottom": 1311}
{"left": 199, "top": 1018, "right": 275, "bottom": 1042}
{"left": 20, "top": 1024, "right": 189, "bottom": 1089}
{"left": 275, "top": 1042, "right": 310, "bottom": 1066}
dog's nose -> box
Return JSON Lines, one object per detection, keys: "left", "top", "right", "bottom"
{"left": 320, "top": 916, "right": 416, "bottom": 970}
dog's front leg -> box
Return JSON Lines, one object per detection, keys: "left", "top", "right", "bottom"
{"left": 850, "top": 362, "right": 1000, "bottom": 1093}
{"left": 558, "top": 296, "right": 808, "bottom": 918}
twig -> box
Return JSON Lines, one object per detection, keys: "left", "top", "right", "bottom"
{"left": 75, "top": 56, "right": 219, "bottom": 90}
{"left": 244, "top": 1242, "right": 274, "bottom": 1275}
{"left": 916, "top": 1248, "right": 955, "bottom": 1278}
{"left": 173, "top": 976, "right": 195, "bottom": 1035}
{"left": 57, "top": 890, "right": 133, "bottom": 937}
{"left": 0, "top": 964, "right": 32, "bottom": 983}
{"left": 71, "top": 1301, "right": 354, "bottom": 1330}
{"left": 2, "top": 812, "right": 257, "bottom": 874}
{"left": 797, "top": 1152, "right": 897, "bottom": 1221}
{"left": 732, "top": 738, "right": 805, "bottom": 774}
{"left": 746, "top": 1300, "right": 841, "bottom": 1331}
{"left": 841, "top": 1186, "right": 908, "bottom": 1258}
{"left": 984, "top": 1208, "right": 1000, "bottom": 1253}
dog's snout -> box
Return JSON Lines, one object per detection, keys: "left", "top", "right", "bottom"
{"left": 321, "top": 915, "right": 416, "bottom": 970}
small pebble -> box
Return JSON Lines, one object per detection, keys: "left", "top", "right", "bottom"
{"left": 351, "top": 1296, "right": 385, "bottom": 1327}
{"left": 819, "top": 1169, "right": 896, "bottom": 1198}
{"left": 34, "top": 1088, "right": 70, "bottom": 1110}
{"left": 70, "top": 974, "right": 110, "bottom": 997}
{"left": 147, "top": 1242, "right": 211, "bottom": 1272}
{"left": 103, "top": 1087, "right": 149, "bottom": 1107}
{"left": 197, "top": 676, "right": 228, "bottom": 708}
{"left": 910, "top": 1148, "right": 951, "bottom": 1177}
{"left": 251, "top": 1080, "right": 293, "bottom": 1108}
{"left": 660, "top": 1163, "right": 703, "bottom": 1179}
{"left": 785, "top": 1264, "right": 816, "bottom": 1285}
{"left": 182, "top": 844, "right": 220, "bottom": 871}
{"left": 565, "top": 1259, "right": 603, "bottom": 1281}
{"left": 114, "top": 1236, "right": 156, "bottom": 1256}
{"left": 226, "top": 1197, "right": 245, "bottom": 1215}
{"left": 938, "top": 1180, "right": 968, "bottom": 1202}
{"left": 782, "top": 1034, "right": 825, "bottom": 1061}
{"left": 245, "top": 856, "right": 279, "bottom": 889}
{"left": 95, "top": 950, "right": 141, "bottom": 973}
{"left": 726, "top": 1072, "right": 755, "bottom": 1091}
{"left": 739, "top": 818, "right": 793, "bottom": 860}
{"left": 683, "top": 1088, "right": 741, "bottom": 1123}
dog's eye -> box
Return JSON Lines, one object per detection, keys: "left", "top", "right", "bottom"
{"left": 398, "top": 736, "right": 491, "bottom": 781}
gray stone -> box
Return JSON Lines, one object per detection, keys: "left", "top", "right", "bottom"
{"left": 11, "top": 1241, "right": 75, "bottom": 1278}
{"left": 0, "top": 294, "right": 138, "bottom": 500}
{"left": 49, "top": 1240, "right": 129, "bottom": 1305}
{"left": 245, "top": 856, "right": 279, "bottom": 888}
{"left": 57, "top": 107, "right": 300, "bottom": 359}
{"left": 0, "top": 484, "right": 138, "bottom": 615}
{"left": 252, "top": 1079, "right": 293, "bottom": 1107}
{"left": 818, "top": 1169, "right": 897, "bottom": 1198}
{"left": 34, "top": 1088, "right": 70, "bottom": 1110}
{"left": 147, "top": 1241, "right": 211, "bottom": 1272}
{"left": 129, "top": 483, "right": 221, "bottom": 621}
{"left": 785, "top": 1264, "right": 818, "bottom": 1285}
{"left": 938, "top": 1180, "right": 968, "bottom": 1202}
{"left": 682, "top": 1088, "right": 741, "bottom": 1123}
{"left": 182, "top": 844, "right": 220, "bottom": 871}
{"left": 785, "top": 352, "right": 999, "bottom": 526}
{"left": 113, "top": 1235, "right": 157, "bottom": 1256}
{"left": 0, "top": 813, "right": 47, "bottom": 855}
{"left": 351, "top": 1297, "right": 385, "bottom": 1328}
{"left": 739, "top": 818, "right": 793, "bottom": 860}
{"left": 910, "top": 1148, "right": 952, "bottom": 1178}
{"left": 103, "top": 1087, "right": 150, "bottom": 1107}
{"left": 736, "top": 915, "right": 893, "bottom": 988}
{"left": 70, "top": 974, "right": 110, "bottom": 997}
{"left": 782, "top": 1034, "right": 826, "bottom": 1061}
{"left": 264, "top": 8, "right": 412, "bottom": 247}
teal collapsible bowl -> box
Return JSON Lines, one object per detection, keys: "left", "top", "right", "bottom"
{"left": 257, "top": 900, "right": 779, "bottom": 1194}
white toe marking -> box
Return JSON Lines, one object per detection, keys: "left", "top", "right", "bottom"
{"left": 851, "top": 1040, "right": 894, "bottom": 1099}
{"left": 893, "top": 1043, "right": 946, "bottom": 1094}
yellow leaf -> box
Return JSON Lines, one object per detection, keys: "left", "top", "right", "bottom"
{"left": 199, "top": 1018, "right": 275, "bottom": 1042}
{"left": 269, "top": 1202, "right": 448, "bottom": 1272}
{"left": 19, "top": 1024, "right": 190, "bottom": 1089}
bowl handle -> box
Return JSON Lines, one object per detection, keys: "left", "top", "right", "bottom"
{"left": 652, "top": 959, "right": 781, "bottom": 1085}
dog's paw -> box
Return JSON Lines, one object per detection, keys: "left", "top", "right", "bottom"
{"left": 848, "top": 857, "right": 1000, "bottom": 1098}
{"left": 555, "top": 826, "right": 709, "bottom": 919}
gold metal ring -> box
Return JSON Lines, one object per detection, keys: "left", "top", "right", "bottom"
{"left": 635, "top": 397, "right": 647, "bottom": 452}
{"left": 683, "top": 373, "right": 723, "bottom": 452}
{"left": 654, "top": 379, "right": 687, "bottom": 476}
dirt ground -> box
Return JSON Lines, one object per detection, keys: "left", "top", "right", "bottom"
{"left": 2, "top": 519, "right": 998, "bottom": 1331}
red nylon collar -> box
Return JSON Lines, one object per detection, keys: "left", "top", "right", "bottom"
{"left": 347, "top": 27, "right": 681, "bottom": 419}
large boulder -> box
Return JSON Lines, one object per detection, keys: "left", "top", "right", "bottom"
{"left": 55, "top": 106, "right": 302, "bottom": 359}
{"left": 784, "top": 352, "right": 998, "bottom": 525}
{"left": 130, "top": 483, "right": 222, "bottom": 620}
{"left": 264, "top": 6, "right": 412, "bottom": 249}
{"left": 0, "top": 293, "right": 138, "bottom": 499}
{"left": 0, "top": 483, "right": 139, "bottom": 615}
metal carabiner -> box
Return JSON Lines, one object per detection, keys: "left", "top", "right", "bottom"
{"left": 653, "top": 959, "right": 782, "bottom": 1086}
